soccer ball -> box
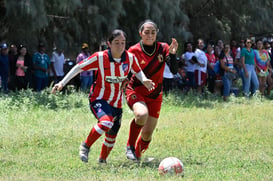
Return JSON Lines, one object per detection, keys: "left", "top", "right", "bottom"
{"left": 158, "top": 157, "right": 184, "bottom": 176}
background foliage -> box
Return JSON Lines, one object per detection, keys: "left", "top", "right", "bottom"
{"left": 1, "top": 0, "right": 273, "bottom": 55}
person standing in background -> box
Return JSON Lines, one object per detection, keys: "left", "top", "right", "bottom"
{"left": 8, "top": 44, "right": 17, "bottom": 91}
{"left": 49, "top": 47, "right": 65, "bottom": 86}
{"left": 194, "top": 38, "right": 207, "bottom": 95}
{"left": 0, "top": 43, "right": 9, "bottom": 94}
{"left": 241, "top": 38, "right": 259, "bottom": 96}
{"left": 33, "top": 43, "right": 51, "bottom": 92}
{"left": 14, "top": 45, "right": 33, "bottom": 90}
{"left": 76, "top": 43, "right": 93, "bottom": 92}
{"left": 206, "top": 43, "right": 217, "bottom": 93}
{"left": 182, "top": 42, "right": 196, "bottom": 93}
{"left": 163, "top": 62, "right": 174, "bottom": 95}
{"left": 254, "top": 39, "right": 271, "bottom": 95}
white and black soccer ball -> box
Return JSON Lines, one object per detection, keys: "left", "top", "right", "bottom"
{"left": 158, "top": 157, "right": 184, "bottom": 176}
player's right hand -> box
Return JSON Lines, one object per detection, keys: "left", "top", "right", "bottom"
{"left": 52, "top": 83, "right": 64, "bottom": 94}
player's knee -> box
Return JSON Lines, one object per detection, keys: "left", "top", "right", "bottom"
{"left": 99, "top": 120, "right": 114, "bottom": 132}
{"left": 134, "top": 111, "right": 148, "bottom": 123}
{"left": 98, "top": 115, "right": 114, "bottom": 132}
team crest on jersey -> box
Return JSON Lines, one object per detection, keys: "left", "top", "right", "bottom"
{"left": 140, "top": 60, "right": 146, "bottom": 64}
{"left": 158, "top": 54, "right": 163, "bottom": 63}
{"left": 122, "top": 64, "right": 129, "bottom": 72}
{"left": 131, "top": 94, "right": 137, "bottom": 99}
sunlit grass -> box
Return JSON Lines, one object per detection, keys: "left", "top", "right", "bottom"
{"left": 0, "top": 89, "right": 272, "bottom": 180}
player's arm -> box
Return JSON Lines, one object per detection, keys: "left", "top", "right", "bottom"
{"left": 167, "top": 38, "right": 179, "bottom": 74}
{"left": 52, "top": 64, "right": 82, "bottom": 93}
{"left": 134, "top": 71, "right": 155, "bottom": 91}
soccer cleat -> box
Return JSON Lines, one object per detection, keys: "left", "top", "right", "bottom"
{"left": 98, "top": 158, "right": 107, "bottom": 165}
{"left": 126, "top": 146, "right": 137, "bottom": 161}
{"left": 79, "top": 142, "right": 90, "bottom": 163}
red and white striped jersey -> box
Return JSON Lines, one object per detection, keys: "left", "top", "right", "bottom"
{"left": 78, "top": 49, "right": 141, "bottom": 108}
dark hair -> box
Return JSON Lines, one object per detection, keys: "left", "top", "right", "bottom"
{"left": 255, "top": 39, "right": 263, "bottom": 44}
{"left": 108, "top": 29, "right": 127, "bottom": 43}
{"left": 183, "top": 42, "right": 193, "bottom": 53}
{"left": 196, "top": 38, "right": 204, "bottom": 46}
{"left": 138, "top": 19, "right": 159, "bottom": 33}
{"left": 18, "top": 44, "right": 26, "bottom": 50}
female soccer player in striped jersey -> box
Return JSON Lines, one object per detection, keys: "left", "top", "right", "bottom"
{"left": 52, "top": 29, "right": 155, "bottom": 164}
{"left": 125, "top": 20, "right": 178, "bottom": 161}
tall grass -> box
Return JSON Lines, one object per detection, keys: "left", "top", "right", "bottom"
{"left": 0, "top": 89, "right": 272, "bottom": 180}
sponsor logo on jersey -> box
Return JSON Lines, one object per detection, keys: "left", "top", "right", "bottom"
{"left": 105, "top": 76, "right": 127, "bottom": 83}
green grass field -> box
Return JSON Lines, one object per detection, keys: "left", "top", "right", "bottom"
{"left": 0, "top": 90, "right": 272, "bottom": 181}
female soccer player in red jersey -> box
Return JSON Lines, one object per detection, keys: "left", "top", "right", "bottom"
{"left": 125, "top": 20, "right": 178, "bottom": 161}
{"left": 52, "top": 29, "right": 154, "bottom": 164}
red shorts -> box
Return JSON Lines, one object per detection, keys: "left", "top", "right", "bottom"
{"left": 126, "top": 88, "right": 162, "bottom": 118}
{"left": 194, "top": 70, "right": 207, "bottom": 86}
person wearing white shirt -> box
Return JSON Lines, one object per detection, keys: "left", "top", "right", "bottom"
{"left": 183, "top": 42, "right": 196, "bottom": 91}
{"left": 194, "top": 39, "right": 208, "bottom": 94}
{"left": 49, "top": 48, "right": 65, "bottom": 85}
{"left": 163, "top": 63, "right": 174, "bottom": 94}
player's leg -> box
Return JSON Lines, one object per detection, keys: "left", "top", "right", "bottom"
{"left": 79, "top": 100, "right": 114, "bottom": 163}
{"left": 135, "top": 116, "right": 158, "bottom": 158}
{"left": 126, "top": 101, "right": 148, "bottom": 160}
{"left": 135, "top": 97, "right": 162, "bottom": 159}
{"left": 126, "top": 90, "right": 148, "bottom": 160}
{"left": 99, "top": 108, "right": 122, "bottom": 163}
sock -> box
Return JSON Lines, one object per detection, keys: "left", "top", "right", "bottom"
{"left": 127, "top": 119, "right": 143, "bottom": 147}
{"left": 99, "top": 134, "right": 117, "bottom": 160}
{"left": 85, "top": 122, "right": 111, "bottom": 147}
{"left": 135, "top": 137, "right": 150, "bottom": 158}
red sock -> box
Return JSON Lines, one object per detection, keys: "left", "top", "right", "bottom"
{"left": 99, "top": 134, "right": 116, "bottom": 160}
{"left": 135, "top": 137, "right": 150, "bottom": 158}
{"left": 85, "top": 123, "right": 108, "bottom": 147}
{"left": 127, "top": 119, "right": 143, "bottom": 147}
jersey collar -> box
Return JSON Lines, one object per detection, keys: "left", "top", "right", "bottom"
{"left": 108, "top": 49, "right": 126, "bottom": 63}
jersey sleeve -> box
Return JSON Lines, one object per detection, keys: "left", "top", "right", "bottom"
{"left": 78, "top": 52, "right": 99, "bottom": 71}
{"left": 131, "top": 55, "right": 141, "bottom": 74}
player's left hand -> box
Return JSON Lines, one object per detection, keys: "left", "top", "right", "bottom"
{"left": 52, "top": 83, "right": 64, "bottom": 94}
{"left": 143, "top": 79, "right": 155, "bottom": 91}
{"left": 120, "top": 78, "right": 129, "bottom": 91}
{"left": 169, "top": 38, "right": 178, "bottom": 54}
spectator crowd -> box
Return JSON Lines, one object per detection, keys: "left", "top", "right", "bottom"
{"left": 1, "top": 38, "right": 273, "bottom": 101}
{"left": 0, "top": 42, "right": 95, "bottom": 94}
{"left": 164, "top": 38, "right": 273, "bottom": 101}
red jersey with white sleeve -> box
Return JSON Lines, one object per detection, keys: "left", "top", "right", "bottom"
{"left": 127, "top": 42, "right": 169, "bottom": 99}
{"left": 78, "top": 49, "right": 141, "bottom": 108}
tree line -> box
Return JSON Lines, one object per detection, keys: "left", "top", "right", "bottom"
{"left": 1, "top": 0, "right": 273, "bottom": 55}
